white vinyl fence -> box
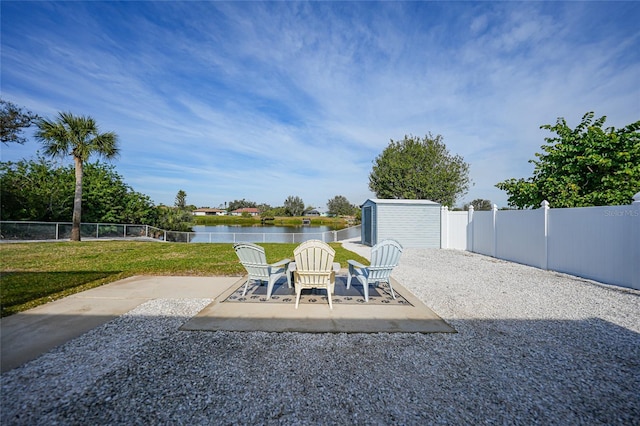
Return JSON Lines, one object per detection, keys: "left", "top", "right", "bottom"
{"left": 441, "top": 194, "right": 640, "bottom": 290}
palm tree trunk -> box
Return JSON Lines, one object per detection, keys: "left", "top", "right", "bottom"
{"left": 71, "top": 157, "right": 83, "bottom": 241}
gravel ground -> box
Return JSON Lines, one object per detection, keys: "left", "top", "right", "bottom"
{"left": 2, "top": 246, "right": 639, "bottom": 425}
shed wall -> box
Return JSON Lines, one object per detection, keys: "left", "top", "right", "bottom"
{"left": 375, "top": 203, "right": 440, "bottom": 248}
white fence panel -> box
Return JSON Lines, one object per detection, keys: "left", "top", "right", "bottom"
{"left": 472, "top": 211, "right": 495, "bottom": 256}
{"left": 496, "top": 209, "right": 546, "bottom": 269}
{"left": 442, "top": 195, "right": 639, "bottom": 290}
{"left": 548, "top": 206, "right": 637, "bottom": 288}
{"left": 443, "top": 211, "right": 469, "bottom": 250}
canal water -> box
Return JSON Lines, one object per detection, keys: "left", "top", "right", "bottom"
{"left": 191, "top": 225, "right": 340, "bottom": 243}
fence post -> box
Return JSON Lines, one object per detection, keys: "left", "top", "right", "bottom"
{"left": 467, "top": 205, "right": 474, "bottom": 252}
{"left": 440, "top": 206, "right": 449, "bottom": 249}
{"left": 56, "top": 223, "right": 60, "bottom": 240}
{"left": 491, "top": 204, "right": 498, "bottom": 257}
{"left": 632, "top": 193, "right": 640, "bottom": 290}
{"left": 541, "top": 200, "right": 550, "bottom": 270}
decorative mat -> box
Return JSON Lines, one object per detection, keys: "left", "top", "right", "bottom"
{"left": 224, "top": 275, "right": 413, "bottom": 306}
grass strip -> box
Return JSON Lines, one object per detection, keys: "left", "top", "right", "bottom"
{"left": 0, "top": 241, "right": 368, "bottom": 317}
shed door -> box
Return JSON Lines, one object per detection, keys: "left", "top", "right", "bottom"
{"left": 363, "top": 206, "right": 372, "bottom": 245}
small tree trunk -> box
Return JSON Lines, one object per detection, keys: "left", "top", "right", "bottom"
{"left": 71, "top": 157, "right": 83, "bottom": 241}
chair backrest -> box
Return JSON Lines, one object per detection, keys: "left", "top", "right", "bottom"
{"left": 293, "top": 240, "right": 335, "bottom": 286}
{"left": 233, "top": 243, "right": 269, "bottom": 280}
{"left": 368, "top": 239, "right": 403, "bottom": 282}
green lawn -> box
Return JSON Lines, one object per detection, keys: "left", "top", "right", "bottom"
{"left": 0, "top": 241, "right": 368, "bottom": 317}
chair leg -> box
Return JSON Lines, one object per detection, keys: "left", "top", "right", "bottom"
{"left": 327, "top": 284, "right": 333, "bottom": 310}
{"left": 346, "top": 272, "right": 352, "bottom": 289}
{"left": 266, "top": 277, "right": 275, "bottom": 300}
{"left": 387, "top": 280, "right": 397, "bottom": 299}
{"left": 363, "top": 281, "right": 369, "bottom": 302}
{"left": 241, "top": 279, "right": 250, "bottom": 296}
{"left": 295, "top": 288, "right": 301, "bottom": 309}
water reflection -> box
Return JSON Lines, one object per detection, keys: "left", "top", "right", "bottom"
{"left": 191, "top": 225, "right": 340, "bottom": 243}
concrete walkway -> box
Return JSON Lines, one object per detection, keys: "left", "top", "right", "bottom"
{"left": 0, "top": 276, "right": 237, "bottom": 372}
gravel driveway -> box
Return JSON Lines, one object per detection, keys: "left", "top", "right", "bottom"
{"left": 2, "top": 247, "right": 639, "bottom": 425}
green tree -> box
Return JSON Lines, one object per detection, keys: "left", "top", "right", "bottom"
{"left": 263, "top": 206, "right": 286, "bottom": 217}
{"left": 1, "top": 158, "right": 159, "bottom": 224}
{"left": 369, "top": 133, "right": 471, "bottom": 207}
{"left": 327, "top": 195, "right": 355, "bottom": 216}
{"left": 256, "top": 203, "right": 273, "bottom": 217}
{"left": 81, "top": 162, "right": 157, "bottom": 224}
{"left": 0, "top": 99, "right": 39, "bottom": 145}
{"left": 175, "top": 190, "right": 187, "bottom": 209}
{"left": 155, "top": 189, "right": 193, "bottom": 232}
{"left": 81, "top": 162, "right": 128, "bottom": 223}
{"left": 35, "top": 112, "right": 119, "bottom": 240}
{"left": 284, "top": 195, "right": 305, "bottom": 216}
{"left": 496, "top": 112, "right": 640, "bottom": 208}
{"left": 122, "top": 191, "right": 158, "bottom": 225}
{"left": 463, "top": 199, "right": 493, "bottom": 211}
{"left": 155, "top": 207, "right": 193, "bottom": 233}
{"left": 228, "top": 199, "right": 257, "bottom": 212}
{"left": 0, "top": 156, "right": 73, "bottom": 220}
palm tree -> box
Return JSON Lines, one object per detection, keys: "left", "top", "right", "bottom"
{"left": 35, "top": 112, "right": 119, "bottom": 241}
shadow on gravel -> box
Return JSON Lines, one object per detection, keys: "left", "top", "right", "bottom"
{"left": 1, "top": 312, "right": 639, "bottom": 425}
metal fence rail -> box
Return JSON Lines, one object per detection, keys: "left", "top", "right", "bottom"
{"left": 0, "top": 221, "right": 361, "bottom": 244}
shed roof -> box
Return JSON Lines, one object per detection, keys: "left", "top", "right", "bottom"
{"left": 363, "top": 198, "right": 440, "bottom": 206}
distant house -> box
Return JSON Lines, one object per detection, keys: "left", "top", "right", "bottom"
{"left": 305, "top": 208, "right": 330, "bottom": 217}
{"left": 230, "top": 207, "right": 260, "bottom": 217}
{"left": 192, "top": 208, "right": 226, "bottom": 216}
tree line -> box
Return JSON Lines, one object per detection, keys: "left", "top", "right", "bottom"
{"left": 221, "top": 195, "right": 359, "bottom": 218}
{"left": 3, "top": 97, "right": 638, "bottom": 242}
{"left": 0, "top": 157, "right": 194, "bottom": 230}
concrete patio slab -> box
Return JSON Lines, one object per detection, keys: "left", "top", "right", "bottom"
{"left": 181, "top": 276, "right": 455, "bottom": 333}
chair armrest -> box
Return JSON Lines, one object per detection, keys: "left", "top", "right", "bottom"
{"left": 271, "top": 258, "right": 291, "bottom": 267}
{"left": 347, "top": 259, "right": 367, "bottom": 269}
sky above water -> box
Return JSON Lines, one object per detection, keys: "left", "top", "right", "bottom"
{"left": 1, "top": 1, "right": 638, "bottom": 209}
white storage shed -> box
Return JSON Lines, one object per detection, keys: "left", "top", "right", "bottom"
{"left": 360, "top": 199, "right": 441, "bottom": 248}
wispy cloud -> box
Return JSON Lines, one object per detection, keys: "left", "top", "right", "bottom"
{"left": 2, "top": 1, "right": 638, "bottom": 208}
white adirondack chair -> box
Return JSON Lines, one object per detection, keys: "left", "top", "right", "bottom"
{"left": 292, "top": 240, "right": 336, "bottom": 309}
{"left": 346, "top": 239, "right": 403, "bottom": 302}
{"left": 233, "top": 243, "right": 291, "bottom": 299}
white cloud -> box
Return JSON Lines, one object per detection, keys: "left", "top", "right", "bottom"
{"left": 1, "top": 1, "right": 637, "bottom": 209}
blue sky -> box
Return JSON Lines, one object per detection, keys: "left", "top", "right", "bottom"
{"left": 2, "top": 1, "right": 639, "bottom": 209}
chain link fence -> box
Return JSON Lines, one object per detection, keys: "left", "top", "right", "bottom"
{"left": 0, "top": 221, "right": 361, "bottom": 244}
